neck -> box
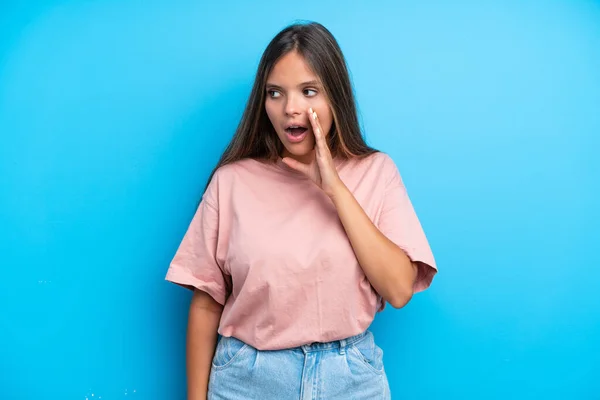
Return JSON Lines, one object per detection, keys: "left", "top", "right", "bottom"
{"left": 281, "top": 150, "right": 315, "bottom": 165}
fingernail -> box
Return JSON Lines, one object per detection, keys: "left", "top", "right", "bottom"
{"left": 309, "top": 107, "right": 313, "bottom": 114}
{"left": 312, "top": 111, "right": 317, "bottom": 120}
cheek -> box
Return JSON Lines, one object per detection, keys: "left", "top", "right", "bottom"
{"left": 315, "top": 106, "right": 333, "bottom": 133}
{"left": 313, "top": 98, "right": 331, "bottom": 117}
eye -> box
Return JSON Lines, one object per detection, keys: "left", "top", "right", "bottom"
{"left": 303, "top": 88, "right": 318, "bottom": 97}
{"left": 267, "top": 90, "right": 281, "bottom": 98}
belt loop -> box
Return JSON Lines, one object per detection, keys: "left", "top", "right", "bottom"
{"left": 339, "top": 339, "right": 347, "bottom": 355}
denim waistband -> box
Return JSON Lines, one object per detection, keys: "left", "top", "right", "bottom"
{"left": 298, "top": 330, "right": 368, "bottom": 354}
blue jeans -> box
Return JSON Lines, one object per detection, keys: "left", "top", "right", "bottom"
{"left": 207, "top": 330, "right": 391, "bottom": 399}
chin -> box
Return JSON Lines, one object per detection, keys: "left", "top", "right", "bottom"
{"left": 284, "top": 143, "right": 313, "bottom": 159}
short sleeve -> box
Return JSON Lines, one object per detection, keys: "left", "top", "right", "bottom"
{"left": 164, "top": 175, "right": 230, "bottom": 305}
{"left": 377, "top": 155, "right": 438, "bottom": 293}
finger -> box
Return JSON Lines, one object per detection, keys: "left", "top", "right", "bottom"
{"left": 281, "top": 157, "right": 311, "bottom": 175}
{"left": 308, "top": 108, "right": 329, "bottom": 156}
{"left": 308, "top": 108, "right": 323, "bottom": 143}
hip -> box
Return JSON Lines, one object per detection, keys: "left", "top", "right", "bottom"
{"left": 208, "top": 330, "right": 391, "bottom": 400}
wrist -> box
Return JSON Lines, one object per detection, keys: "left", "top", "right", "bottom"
{"left": 328, "top": 180, "right": 350, "bottom": 203}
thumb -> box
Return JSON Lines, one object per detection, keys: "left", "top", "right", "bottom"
{"left": 281, "top": 157, "right": 311, "bottom": 175}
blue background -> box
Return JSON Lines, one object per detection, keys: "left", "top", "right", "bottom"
{"left": 1, "top": 1, "right": 599, "bottom": 399}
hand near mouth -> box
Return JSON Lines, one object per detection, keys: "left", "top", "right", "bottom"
{"left": 281, "top": 108, "right": 346, "bottom": 199}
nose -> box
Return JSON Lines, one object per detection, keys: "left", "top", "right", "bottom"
{"left": 284, "top": 93, "right": 305, "bottom": 117}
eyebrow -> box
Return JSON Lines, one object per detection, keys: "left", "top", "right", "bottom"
{"left": 266, "top": 80, "right": 321, "bottom": 89}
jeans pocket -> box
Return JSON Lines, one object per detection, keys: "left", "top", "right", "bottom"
{"left": 211, "top": 335, "right": 250, "bottom": 370}
{"left": 349, "top": 333, "right": 385, "bottom": 375}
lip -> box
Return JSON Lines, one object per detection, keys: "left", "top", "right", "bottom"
{"left": 284, "top": 122, "right": 308, "bottom": 129}
{"left": 285, "top": 129, "right": 309, "bottom": 143}
{"left": 283, "top": 121, "right": 310, "bottom": 143}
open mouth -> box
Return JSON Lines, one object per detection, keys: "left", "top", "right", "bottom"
{"left": 285, "top": 125, "right": 308, "bottom": 137}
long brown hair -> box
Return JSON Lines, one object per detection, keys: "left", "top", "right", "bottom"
{"left": 205, "top": 21, "right": 377, "bottom": 188}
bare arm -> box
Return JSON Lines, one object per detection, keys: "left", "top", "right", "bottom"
{"left": 282, "top": 108, "right": 418, "bottom": 309}
{"left": 186, "top": 289, "right": 223, "bottom": 400}
{"left": 331, "top": 185, "right": 418, "bottom": 309}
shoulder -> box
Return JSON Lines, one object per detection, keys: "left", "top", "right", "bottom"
{"left": 347, "top": 151, "right": 399, "bottom": 177}
{"left": 368, "top": 151, "right": 397, "bottom": 169}
{"left": 204, "top": 158, "right": 272, "bottom": 200}
{"left": 340, "top": 152, "right": 404, "bottom": 195}
{"left": 210, "top": 158, "right": 267, "bottom": 182}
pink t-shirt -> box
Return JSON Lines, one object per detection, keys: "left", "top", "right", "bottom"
{"left": 165, "top": 152, "right": 437, "bottom": 350}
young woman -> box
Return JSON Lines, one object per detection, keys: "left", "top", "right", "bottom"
{"left": 166, "top": 21, "right": 437, "bottom": 400}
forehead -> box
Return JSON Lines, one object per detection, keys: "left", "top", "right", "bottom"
{"left": 267, "top": 51, "right": 318, "bottom": 85}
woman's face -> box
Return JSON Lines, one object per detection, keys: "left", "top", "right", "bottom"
{"left": 265, "top": 50, "right": 333, "bottom": 164}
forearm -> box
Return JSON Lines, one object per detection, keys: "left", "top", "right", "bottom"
{"left": 331, "top": 184, "right": 417, "bottom": 308}
{"left": 186, "top": 290, "right": 223, "bottom": 400}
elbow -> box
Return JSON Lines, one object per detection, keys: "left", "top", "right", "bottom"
{"left": 387, "top": 259, "right": 419, "bottom": 308}
{"left": 387, "top": 285, "right": 414, "bottom": 309}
